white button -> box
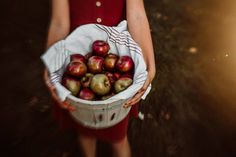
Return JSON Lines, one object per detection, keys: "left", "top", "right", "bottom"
{"left": 96, "top": 18, "right": 102, "bottom": 23}
{"left": 96, "top": 1, "right": 101, "bottom": 7}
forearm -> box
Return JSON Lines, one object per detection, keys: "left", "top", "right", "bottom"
{"left": 46, "top": 0, "right": 70, "bottom": 48}
{"left": 46, "top": 22, "right": 70, "bottom": 48}
{"left": 126, "top": 0, "right": 156, "bottom": 75}
{"left": 45, "top": 22, "right": 70, "bottom": 75}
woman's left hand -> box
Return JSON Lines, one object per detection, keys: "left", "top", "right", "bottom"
{"left": 123, "top": 70, "right": 155, "bottom": 108}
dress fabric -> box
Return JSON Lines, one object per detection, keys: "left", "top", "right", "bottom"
{"left": 69, "top": 0, "right": 126, "bottom": 31}
{"left": 52, "top": 0, "right": 138, "bottom": 143}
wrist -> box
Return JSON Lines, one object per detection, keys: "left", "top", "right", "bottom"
{"left": 147, "top": 67, "right": 156, "bottom": 81}
{"left": 144, "top": 55, "right": 156, "bottom": 76}
{"left": 147, "top": 65, "right": 156, "bottom": 74}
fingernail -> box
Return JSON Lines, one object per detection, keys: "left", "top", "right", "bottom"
{"left": 63, "top": 102, "right": 69, "bottom": 107}
{"left": 68, "top": 106, "right": 76, "bottom": 111}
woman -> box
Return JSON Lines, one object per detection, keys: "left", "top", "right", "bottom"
{"left": 44, "top": 0, "right": 156, "bottom": 157}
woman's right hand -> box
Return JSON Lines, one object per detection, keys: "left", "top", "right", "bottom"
{"left": 43, "top": 69, "right": 76, "bottom": 111}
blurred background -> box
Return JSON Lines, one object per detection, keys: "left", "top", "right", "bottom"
{"left": 0, "top": 0, "right": 236, "bottom": 156}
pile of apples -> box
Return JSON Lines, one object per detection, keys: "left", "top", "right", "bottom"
{"left": 62, "top": 40, "right": 134, "bottom": 100}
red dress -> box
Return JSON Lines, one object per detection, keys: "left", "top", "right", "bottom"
{"left": 52, "top": 0, "right": 138, "bottom": 143}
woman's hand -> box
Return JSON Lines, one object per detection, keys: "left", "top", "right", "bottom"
{"left": 124, "top": 69, "right": 155, "bottom": 108}
{"left": 43, "top": 69, "right": 76, "bottom": 111}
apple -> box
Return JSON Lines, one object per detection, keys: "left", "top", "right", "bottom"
{"left": 90, "top": 74, "right": 111, "bottom": 95}
{"left": 101, "top": 93, "right": 115, "bottom": 100}
{"left": 121, "top": 73, "right": 133, "bottom": 79}
{"left": 105, "top": 72, "right": 116, "bottom": 84}
{"left": 66, "top": 61, "right": 87, "bottom": 77}
{"left": 114, "top": 77, "right": 133, "bottom": 93}
{"left": 116, "top": 56, "right": 134, "bottom": 73}
{"left": 104, "top": 53, "right": 118, "bottom": 71}
{"left": 85, "top": 52, "right": 93, "bottom": 60}
{"left": 80, "top": 73, "right": 94, "bottom": 88}
{"left": 92, "top": 40, "right": 110, "bottom": 57}
{"left": 62, "top": 77, "right": 81, "bottom": 96}
{"left": 87, "top": 56, "right": 104, "bottom": 74}
{"left": 113, "top": 72, "right": 121, "bottom": 80}
{"left": 79, "top": 88, "right": 95, "bottom": 100}
{"left": 70, "top": 54, "right": 86, "bottom": 63}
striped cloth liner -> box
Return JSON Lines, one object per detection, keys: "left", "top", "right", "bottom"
{"left": 41, "top": 20, "right": 151, "bottom": 102}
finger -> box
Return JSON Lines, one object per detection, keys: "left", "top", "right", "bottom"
{"left": 130, "top": 90, "right": 145, "bottom": 103}
{"left": 141, "top": 78, "right": 150, "bottom": 91}
{"left": 129, "top": 97, "right": 142, "bottom": 106}
{"left": 50, "top": 89, "right": 59, "bottom": 100}
{"left": 129, "top": 91, "right": 145, "bottom": 103}
{"left": 124, "top": 91, "right": 145, "bottom": 108}
{"left": 54, "top": 97, "right": 66, "bottom": 109}
{"left": 67, "top": 105, "right": 76, "bottom": 111}
{"left": 48, "top": 83, "right": 57, "bottom": 94}
{"left": 46, "top": 78, "right": 69, "bottom": 110}
{"left": 124, "top": 81, "right": 147, "bottom": 106}
{"left": 129, "top": 80, "right": 149, "bottom": 104}
{"left": 137, "top": 88, "right": 144, "bottom": 93}
{"left": 50, "top": 88, "right": 72, "bottom": 110}
{"left": 50, "top": 91, "right": 67, "bottom": 109}
{"left": 125, "top": 94, "right": 138, "bottom": 105}
{"left": 128, "top": 95, "right": 142, "bottom": 106}
{"left": 44, "top": 69, "right": 55, "bottom": 90}
{"left": 55, "top": 101, "right": 70, "bottom": 110}
{"left": 124, "top": 97, "right": 142, "bottom": 108}
{"left": 123, "top": 76, "right": 150, "bottom": 106}
{"left": 44, "top": 70, "right": 50, "bottom": 86}
{"left": 63, "top": 100, "right": 77, "bottom": 111}
{"left": 62, "top": 101, "right": 70, "bottom": 108}
{"left": 125, "top": 92, "right": 143, "bottom": 106}
{"left": 43, "top": 69, "right": 49, "bottom": 81}
{"left": 48, "top": 83, "right": 56, "bottom": 91}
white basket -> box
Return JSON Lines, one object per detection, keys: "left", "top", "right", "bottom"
{"left": 67, "top": 96, "right": 131, "bottom": 129}
{"left": 41, "top": 21, "right": 151, "bottom": 129}
{"left": 58, "top": 56, "right": 132, "bottom": 128}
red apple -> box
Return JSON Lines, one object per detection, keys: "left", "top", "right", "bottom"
{"left": 113, "top": 72, "right": 121, "bottom": 80}
{"left": 121, "top": 73, "right": 133, "bottom": 79}
{"left": 90, "top": 74, "right": 111, "bottom": 95}
{"left": 104, "top": 53, "right": 118, "bottom": 71}
{"left": 116, "top": 56, "right": 134, "bottom": 73}
{"left": 78, "top": 88, "right": 95, "bottom": 100}
{"left": 105, "top": 72, "right": 116, "bottom": 84}
{"left": 114, "top": 77, "right": 133, "bottom": 93}
{"left": 70, "top": 54, "right": 86, "bottom": 63}
{"left": 87, "top": 56, "right": 104, "bottom": 74}
{"left": 80, "top": 73, "right": 94, "bottom": 88}
{"left": 62, "top": 77, "right": 81, "bottom": 96}
{"left": 92, "top": 40, "right": 110, "bottom": 57}
{"left": 66, "top": 61, "right": 87, "bottom": 77}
